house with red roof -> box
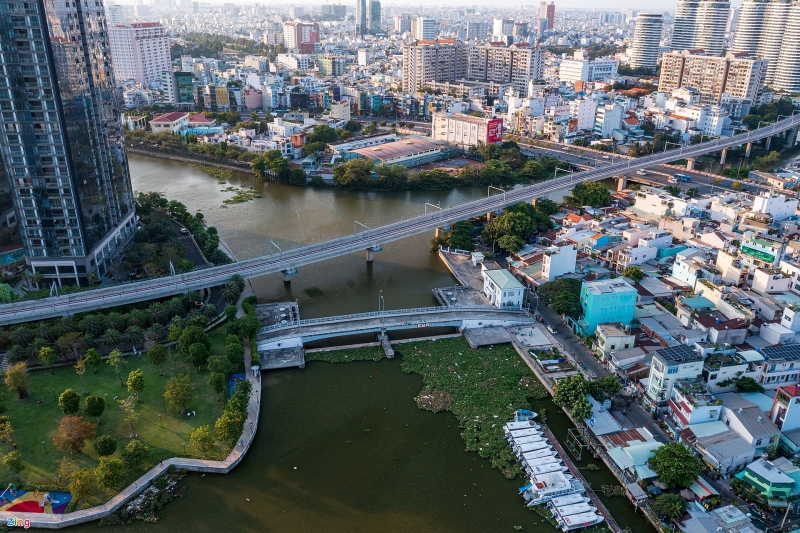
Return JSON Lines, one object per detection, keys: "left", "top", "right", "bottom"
{"left": 149, "top": 112, "right": 190, "bottom": 133}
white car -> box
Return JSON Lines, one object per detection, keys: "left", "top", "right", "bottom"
{"left": 636, "top": 169, "right": 647, "bottom": 176}
{"left": 668, "top": 177, "right": 679, "bottom": 184}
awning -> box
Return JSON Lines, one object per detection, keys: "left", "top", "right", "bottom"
{"left": 519, "top": 483, "right": 533, "bottom": 493}
{"left": 689, "top": 477, "right": 719, "bottom": 499}
{"left": 768, "top": 499, "right": 790, "bottom": 508}
{"left": 635, "top": 464, "right": 658, "bottom": 479}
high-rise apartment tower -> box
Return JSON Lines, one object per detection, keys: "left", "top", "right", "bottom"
{"left": 671, "top": 0, "right": 730, "bottom": 56}
{"left": 0, "top": 0, "right": 136, "bottom": 284}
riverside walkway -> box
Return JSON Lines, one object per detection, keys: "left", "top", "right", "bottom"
{"left": 2, "top": 116, "right": 799, "bottom": 326}
{"left": 0, "top": 290, "right": 262, "bottom": 529}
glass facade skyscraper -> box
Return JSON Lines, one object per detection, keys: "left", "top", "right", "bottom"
{"left": 0, "top": 0, "right": 136, "bottom": 286}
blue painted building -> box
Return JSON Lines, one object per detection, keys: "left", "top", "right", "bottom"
{"left": 576, "top": 279, "right": 638, "bottom": 336}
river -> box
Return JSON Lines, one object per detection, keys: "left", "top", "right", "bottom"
{"left": 61, "top": 155, "right": 653, "bottom": 532}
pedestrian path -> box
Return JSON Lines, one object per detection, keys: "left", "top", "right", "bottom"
{"left": 0, "top": 287, "right": 262, "bottom": 529}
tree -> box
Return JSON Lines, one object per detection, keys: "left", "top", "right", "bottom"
{"left": 305, "top": 125, "right": 338, "bottom": 144}
{"left": 190, "top": 425, "right": 216, "bottom": 458}
{"left": 126, "top": 368, "right": 145, "bottom": 400}
{"left": 537, "top": 278, "right": 582, "bottom": 304}
{"left": 496, "top": 234, "right": 526, "bottom": 253}
{"left": 164, "top": 375, "right": 195, "bottom": 413}
{"left": 84, "top": 348, "right": 102, "bottom": 374}
{"left": 569, "top": 181, "right": 612, "bottom": 207}
{"left": 118, "top": 396, "right": 140, "bottom": 438}
{"left": 2, "top": 450, "right": 24, "bottom": 475}
{"left": 84, "top": 395, "right": 106, "bottom": 424}
{"left": 189, "top": 342, "right": 209, "bottom": 371}
{"left": 622, "top": 266, "right": 645, "bottom": 284}
{"left": 571, "top": 395, "right": 593, "bottom": 419}
{"left": 74, "top": 357, "right": 88, "bottom": 395}
{"left": 209, "top": 372, "right": 227, "bottom": 402}
{"left": 732, "top": 180, "right": 742, "bottom": 189}
{"left": 121, "top": 440, "right": 151, "bottom": 470}
{"left": 148, "top": 344, "right": 167, "bottom": 376}
{"left": 91, "top": 436, "right": 117, "bottom": 460}
{"left": 0, "top": 416, "right": 13, "bottom": 447}
{"left": 177, "top": 325, "right": 210, "bottom": 357}
{"left": 4, "top": 362, "right": 28, "bottom": 399}
{"left": 225, "top": 339, "right": 245, "bottom": 368}
{"left": 107, "top": 349, "right": 126, "bottom": 387}
{"left": 53, "top": 415, "right": 97, "bottom": 453}
{"left": 686, "top": 187, "right": 699, "bottom": 198}
{"left": 214, "top": 412, "right": 244, "bottom": 443}
{"left": 332, "top": 158, "right": 374, "bottom": 187}
{"left": 553, "top": 374, "right": 591, "bottom": 419}
{"left": 649, "top": 443, "right": 702, "bottom": 488}
{"left": 38, "top": 346, "right": 57, "bottom": 374}
{"left": 95, "top": 457, "right": 125, "bottom": 490}
{"left": 551, "top": 291, "right": 582, "bottom": 317}
{"left": 58, "top": 388, "right": 81, "bottom": 416}
{"left": 207, "top": 355, "right": 233, "bottom": 375}
{"left": 652, "top": 493, "right": 687, "bottom": 521}
{"left": 666, "top": 185, "right": 682, "bottom": 196}
{"left": 734, "top": 376, "right": 765, "bottom": 393}
{"left": 68, "top": 468, "right": 95, "bottom": 504}
{"left": 236, "top": 315, "right": 262, "bottom": 339}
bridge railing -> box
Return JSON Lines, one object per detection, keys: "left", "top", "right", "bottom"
{"left": 257, "top": 305, "right": 526, "bottom": 334}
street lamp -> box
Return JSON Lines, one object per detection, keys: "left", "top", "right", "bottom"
{"left": 158, "top": 414, "right": 162, "bottom": 428}
{"left": 555, "top": 167, "right": 574, "bottom": 181}
{"left": 182, "top": 442, "right": 186, "bottom": 455}
{"left": 41, "top": 441, "right": 47, "bottom": 455}
{"left": 487, "top": 185, "right": 505, "bottom": 203}
{"left": 378, "top": 289, "right": 385, "bottom": 312}
{"left": 51, "top": 388, "right": 56, "bottom": 402}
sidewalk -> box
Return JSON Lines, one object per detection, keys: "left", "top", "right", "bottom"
{"left": 1, "top": 284, "right": 263, "bottom": 529}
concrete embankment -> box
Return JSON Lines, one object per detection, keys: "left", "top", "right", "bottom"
{"left": 127, "top": 148, "right": 255, "bottom": 175}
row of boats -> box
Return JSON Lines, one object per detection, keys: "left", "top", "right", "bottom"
{"left": 505, "top": 414, "right": 606, "bottom": 532}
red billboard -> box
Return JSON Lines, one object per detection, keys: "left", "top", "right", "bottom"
{"left": 486, "top": 119, "right": 503, "bottom": 143}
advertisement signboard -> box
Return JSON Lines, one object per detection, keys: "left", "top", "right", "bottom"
{"left": 486, "top": 119, "right": 503, "bottom": 143}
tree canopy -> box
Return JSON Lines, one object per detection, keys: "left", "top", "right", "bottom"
{"left": 649, "top": 443, "right": 702, "bottom": 488}
{"left": 567, "top": 181, "right": 612, "bottom": 208}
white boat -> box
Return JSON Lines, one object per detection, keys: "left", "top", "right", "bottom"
{"left": 514, "top": 441, "right": 552, "bottom": 453}
{"left": 506, "top": 428, "right": 542, "bottom": 439}
{"left": 557, "top": 512, "right": 604, "bottom": 531}
{"left": 515, "top": 448, "right": 555, "bottom": 461}
{"left": 527, "top": 463, "right": 569, "bottom": 476}
{"left": 512, "top": 435, "right": 547, "bottom": 446}
{"left": 521, "top": 456, "right": 563, "bottom": 468}
{"left": 547, "top": 494, "right": 590, "bottom": 508}
{"left": 505, "top": 421, "right": 537, "bottom": 432}
{"left": 552, "top": 503, "right": 598, "bottom": 517}
{"left": 522, "top": 472, "right": 585, "bottom": 505}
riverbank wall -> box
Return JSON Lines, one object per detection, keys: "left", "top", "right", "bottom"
{"left": 127, "top": 148, "right": 255, "bottom": 175}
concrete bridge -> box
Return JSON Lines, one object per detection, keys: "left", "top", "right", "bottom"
{"left": 2, "top": 116, "right": 799, "bottom": 326}
{"left": 255, "top": 305, "right": 534, "bottom": 367}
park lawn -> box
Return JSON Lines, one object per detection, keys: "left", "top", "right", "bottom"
{"left": 0, "top": 336, "right": 226, "bottom": 503}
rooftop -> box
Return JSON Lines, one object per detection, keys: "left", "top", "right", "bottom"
{"left": 583, "top": 278, "right": 636, "bottom": 296}
{"left": 655, "top": 344, "right": 700, "bottom": 364}
{"left": 351, "top": 137, "right": 448, "bottom": 162}
{"left": 761, "top": 344, "right": 800, "bottom": 362}
{"left": 484, "top": 269, "right": 524, "bottom": 290}
{"left": 151, "top": 112, "right": 188, "bottom": 123}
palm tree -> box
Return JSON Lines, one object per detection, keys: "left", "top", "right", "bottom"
{"left": 125, "top": 325, "right": 145, "bottom": 351}
{"left": 56, "top": 316, "right": 76, "bottom": 337}
{"left": 100, "top": 328, "right": 122, "bottom": 351}
{"left": 127, "top": 309, "right": 148, "bottom": 329}
{"left": 201, "top": 303, "right": 218, "bottom": 321}
{"left": 10, "top": 326, "right": 33, "bottom": 347}
{"left": 220, "top": 283, "right": 239, "bottom": 305}
{"left": 81, "top": 314, "right": 104, "bottom": 337}
{"left": 30, "top": 271, "right": 43, "bottom": 289}
{"left": 148, "top": 302, "right": 167, "bottom": 325}
{"left": 105, "top": 312, "right": 127, "bottom": 333}
{"left": 183, "top": 290, "right": 201, "bottom": 309}
{"left": 229, "top": 274, "right": 246, "bottom": 293}
{"left": 34, "top": 322, "right": 56, "bottom": 343}
{"left": 167, "top": 297, "right": 184, "bottom": 318}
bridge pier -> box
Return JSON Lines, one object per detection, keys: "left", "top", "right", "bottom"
{"left": 686, "top": 158, "right": 695, "bottom": 171}
{"left": 765, "top": 136, "right": 772, "bottom": 150}
{"left": 720, "top": 148, "right": 727, "bottom": 165}
{"left": 282, "top": 267, "right": 298, "bottom": 282}
{"left": 616, "top": 175, "right": 628, "bottom": 192}
{"left": 745, "top": 142, "right": 753, "bottom": 158}
{"left": 486, "top": 211, "right": 494, "bottom": 222}
{"left": 366, "top": 244, "right": 383, "bottom": 262}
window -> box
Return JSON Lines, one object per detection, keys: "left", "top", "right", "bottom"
{"left": 756, "top": 439, "right": 762, "bottom": 446}
{"left": 667, "top": 367, "right": 678, "bottom": 374}
{"left": 709, "top": 410, "right": 717, "bottom": 418}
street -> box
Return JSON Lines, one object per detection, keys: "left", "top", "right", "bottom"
{"left": 530, "top": 295, "right": 672, "bottom": 443}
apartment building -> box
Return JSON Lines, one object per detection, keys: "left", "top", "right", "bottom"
{"left": 108, "top": 23, "right": 171, "bottom": 86}
{"left": 658, "top": 50, "right": 767, "bottom": 116}
{"left": 283, "top": 22, "right": 320, "bottom": 53}
{"left": 401, "top": 39, "right": 467, "bottom": 92}
{"left": 467, "top": 43, "right": 545, "bottom": 95}
{"left": 645, "top": 344, "right": 704, "bottom": 410}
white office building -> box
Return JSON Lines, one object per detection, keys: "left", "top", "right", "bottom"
{"left": 671, "top": 0, "right": 731, "bottom": 56}
{"left": 411, "top": 17, "right": 437, "bottom": 40}
{"left": 594, "top": 104, "right": 624, "bottom": 138}
{"left": 108, "top": 22, "right": 171, "bottom": 86}
{"left": 559, "top": 53, "right": 619, "bottom": 83}
{"left": 569, "top": 99, "right": 598, "bottom": 131}
{"left": 541, "top": 245, "right": 578, "bottom": 282}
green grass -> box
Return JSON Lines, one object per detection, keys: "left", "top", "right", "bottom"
{"left": 0, "top": 330, "right": 226, "bottom": 502}
{"left": 305, "top": 345, "right": 386, "bottom": 363}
